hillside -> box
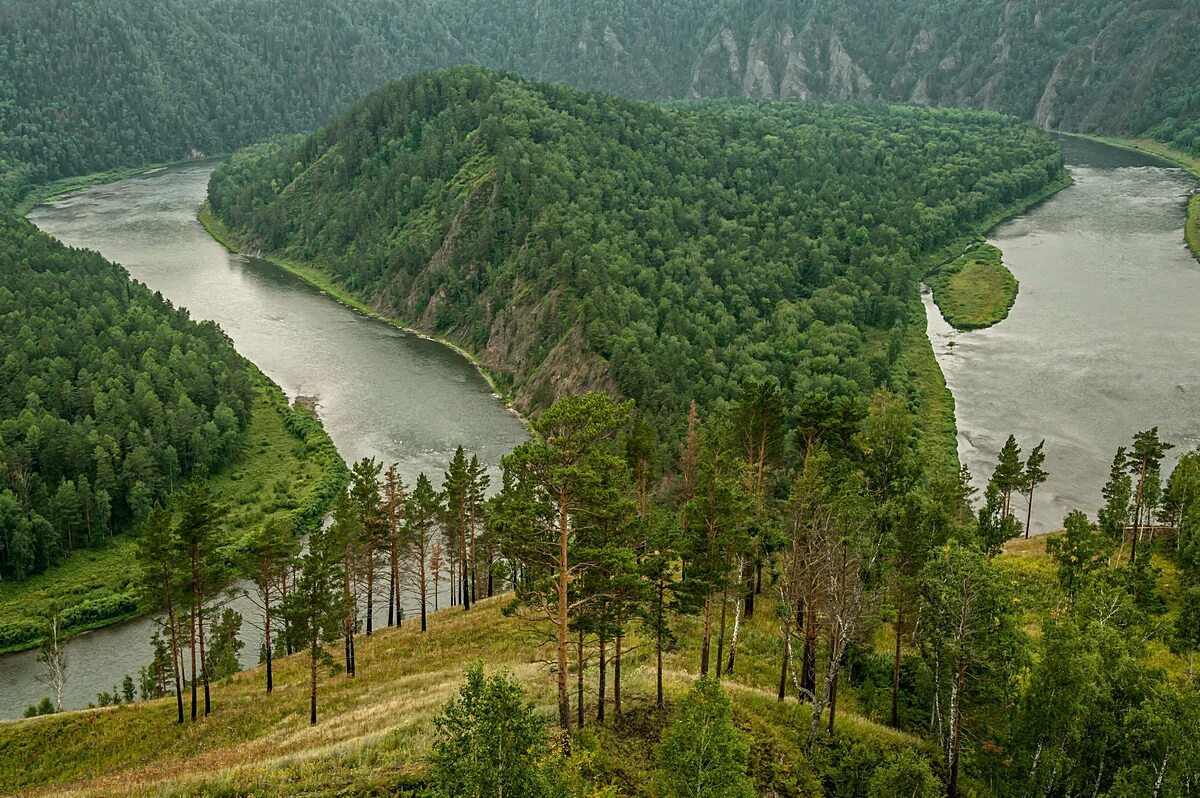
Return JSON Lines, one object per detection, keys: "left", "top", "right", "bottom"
{"left": 3, "top": 532, "right": 1195, "bottom": 797}
{"left": 206, "top": 66, "right": 1064, "bottom": 429}
{"left": 1, "top": 0, "right": 1197, "bottom": 207}
{"left": 0, "top": 214, "right": 347, "bottom": 651}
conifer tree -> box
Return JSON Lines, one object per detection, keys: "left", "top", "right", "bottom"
{"left": 406, "top": 473, "right": 441, "bottom": 632}
{"left": 1021, "top": 440, "right": 1049, "bottom": 539}
{"left": 137, "top": 504, "right": 184, "bottom": 722}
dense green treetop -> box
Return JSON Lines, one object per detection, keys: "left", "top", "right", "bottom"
{"left": 0, "top": 214, "right": 255, "bottom": 581}
{"left": 209, "top": 66, "right": 1063, "bottom": 428}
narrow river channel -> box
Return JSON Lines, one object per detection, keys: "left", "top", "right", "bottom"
{"left": 0, "top": 164, "right": 528, "bottom": 718}
{"left": 925, "top": 137, "right": 1200, "bottom": 534}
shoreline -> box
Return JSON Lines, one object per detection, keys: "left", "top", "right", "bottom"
{"left": 12, "top": 156, "right": 224, "bottom": 217}
{"left": 198, "top": 204, "right": 534, "bottom": 434}
{"left": 1058, "top": 132, "right": 1200, "bottom": 263}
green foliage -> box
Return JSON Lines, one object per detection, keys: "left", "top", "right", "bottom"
{"left": 927, "top": 242, "right": 1019, "bottom": 331}
{"left": 22, "top": 697, "right": 55, "bottom": 718}
{"left": 209, "top": 66, "right": 1065, "bottom": 433}
{"left": 429, "top": 665, "right": 562, "bottom": 798}
{"left": 0, "top": 0, "right": 1196, "bottom": 210}
{"left": 655, "top": 678, "right": 754, "bottom": 798}
{"left": 865, "top": 749, "right": 941, "bottom": 798}
{"left": 0, "top": 214, "right": 253, "bottom": 581}
{"left": 1046, "top": 510, "right": 1110, "bottom": 603}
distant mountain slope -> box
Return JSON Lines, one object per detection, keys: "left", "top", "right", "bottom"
{"left": 1, "top": 0, "right": 1196, "bottom": 204}
{"left": 207, "top": 66, "right": 1064, "bottom": 424}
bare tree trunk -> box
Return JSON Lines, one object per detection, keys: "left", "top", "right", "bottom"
{"left": 726, "top": 561, "right": 745, "bottom": 675}
{"left": 555, "top": 490, "right": 572, "bottom": 747}
{"left": 190, "top": 603, "right": 198, "bottom": 721}
{"left": 778, "top": 595, "right": 792, "bottom": 702}
{"left": 577, "top": 627, "right": 585, "bottom": 729}
{"left": 198, "top": 604, "right": 211, "bottom": 716}
{"left": 700, "top": 593, "right": 713, "bottom": 677}
{"left": 948, "top": 662, "right": 965, "bottom": 798}
{"left": 715, "top": 581, "right": 729, "bottom": 680}
{"left": 167, "top": 603, "right": 184, "bottom": 723}
{"left": 309, "top": 633, "right": 319, "bottom": 725}
{"left": 366, "top": 547, "right": 374, "bottom": 636}
{"left": 614, "top": 626, "right": 623, "bottom": 720}
{"left": 598, "top": 632, "right": 607, "bottom": 723}
{"left": 265, "top": 593, "right": 273, "bottom": 693}
{"left": 801, "top": 600, "right": 817, "bottom": 701}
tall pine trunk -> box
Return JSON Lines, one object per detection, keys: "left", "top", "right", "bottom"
{"left": 598, "top": 632, "right": 607, "bottom": 723}
{"left": 167, "top": 602, "right": 184, "bottom": 724}
{"left": 555, "top": 490, "right": 572, "bottom": 751}
{"left": 576, "top": 628, "right": 585, "bottom": 729}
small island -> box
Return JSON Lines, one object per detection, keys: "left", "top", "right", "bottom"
{"left": 928, "top": 241, "right": 1019, "bottom": 330}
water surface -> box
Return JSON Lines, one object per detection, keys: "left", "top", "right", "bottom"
{"left": 925, "top": 137, "right": 1200, "bottom": 533}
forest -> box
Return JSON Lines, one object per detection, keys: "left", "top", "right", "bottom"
{"left": 207, "top": 66, "right": 1065, "bottom": 433}
{"left": 1, "top": 0, "right": 1198, "bottom": 209}
{"left": 0, "top": 214, "right": 254, "bottom": 582}
{"left": 8, "top": 387, "right": 1199, "bottom": 797}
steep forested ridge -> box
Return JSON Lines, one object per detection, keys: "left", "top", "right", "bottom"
{"left": 208, "top": 66, "right": 1064, "bottom": 427}
{"left": 0, "top": 214, "right": 255, "bottom": 581}
{"left": 0, "top": 0, "right": 1196, "bottom": 206}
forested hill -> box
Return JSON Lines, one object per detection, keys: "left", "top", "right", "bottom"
{"left": 207, "top": 66, "right": 1064, "bottom": 428}
{"left": 1, "top": 0, "right": 1196, "bottom": 206}
{"left": 0, "top": 213, "right": 254, "bottom": 582}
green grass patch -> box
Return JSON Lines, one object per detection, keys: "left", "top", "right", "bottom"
{"left": 927, "top": 242, "right": 1019, "bottom": 330}
{"left": 0, "top": 378, "right": 347, "bottom": 654}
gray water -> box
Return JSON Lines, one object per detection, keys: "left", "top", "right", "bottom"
{"left": 0, "top": 164, "right": 527, "bottom": 719}
{"left": 925, "top": 137, "right": 1200, "bottom": 534}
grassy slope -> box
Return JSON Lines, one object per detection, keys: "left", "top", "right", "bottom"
{"left": 0, "top": 585, "right": 925, "bottom": 798}
{"left": 1067, "top": 134, "right": 1200, "bottom": 262}
{"left": 927, "top": 243, "right": 1018, "bottom": 330}
{"left": 0, "top": 379, "right": 342, "bottom": 654}
{"left": 9, "top": 532, "right": 1184, "bottom": 798}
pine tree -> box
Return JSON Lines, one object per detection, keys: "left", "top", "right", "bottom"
{"left": 406, "top": 473, "right": 441, "bottom": 632}
{"left": 1021, "top": 440, "right": 1049, "bottom": 539}
{"left": 349, "top": 458, "right": 385, "bottom": 636}
{"left": 495, "top": 393, "right": 632, "bottom": 745}
{"left": 239, "top": 517, "right": 296, "bottom": 693}
{"left": 282, "top": 513, "right": 344, "bottom": 725}
{"left": 137, "top": 504, "right": 185, "bottom": 722}
{"left": 990, "top": 434, "right": 1024, "bottom": 522}
{"left": 173, "top": 478, "right": 226, "bottom": 719}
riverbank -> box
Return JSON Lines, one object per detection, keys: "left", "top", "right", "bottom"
{"left": 908, "top": 170, "right": 1073, "bottom": 475}
{"left": 927, "top": 242, "right": 1018, "bottom": 330}
{"left": 10, "top": 158, "right": 220, "bottom": 217}
{"left": 198, "top": 204, "right": 534, "bottom": 432}
{"left": 1061, "top": 133, "right": 1200, "bottom": 262}
{"left": 0, "top": 377, "right": 346, "bottom": 655}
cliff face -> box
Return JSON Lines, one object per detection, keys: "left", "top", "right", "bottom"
{"left": 673, "top": 2, "right": 1198, "bottom": 137}
{"left": 5, "top": 0, "right": 1198, "bottom": 198}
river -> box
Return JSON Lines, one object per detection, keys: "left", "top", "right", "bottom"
{"left": 1, "top": 164, "right": 528, "bottom": 719}
{"left": 925, "top": 136, "right": 1200, "bottom": 534}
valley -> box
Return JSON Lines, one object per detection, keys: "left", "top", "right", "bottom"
{"left": 2, "top": 5, "right": 1200, "bottom": 796}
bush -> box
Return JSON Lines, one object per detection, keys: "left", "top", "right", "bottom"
{"left": 656, "top": 678, "right": 754, "bottom": 798}
{"left": 429, "top": 665, "right": 562, "bottom": 798}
